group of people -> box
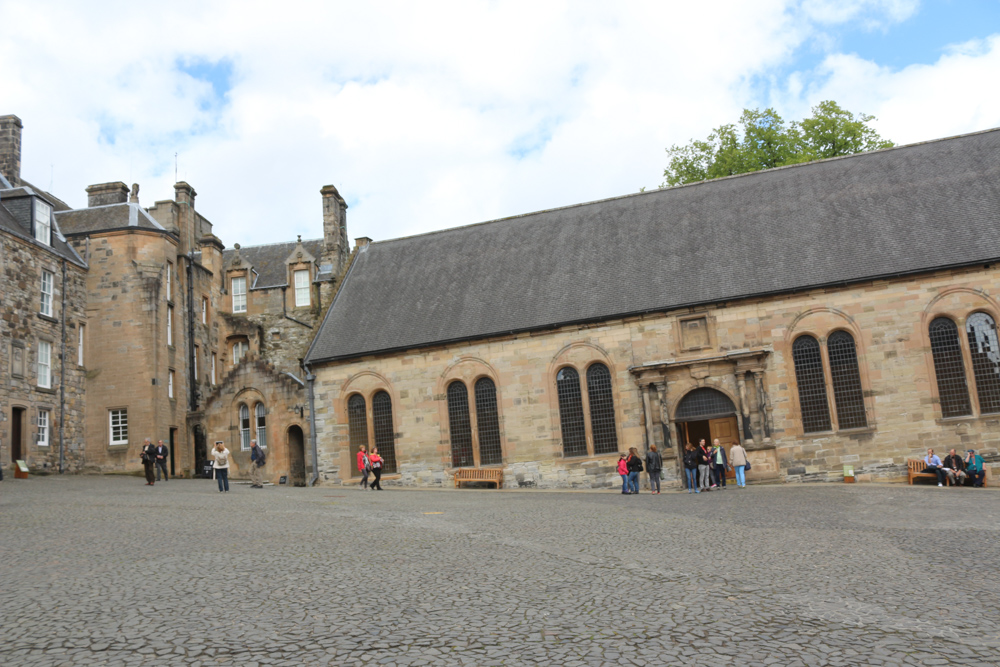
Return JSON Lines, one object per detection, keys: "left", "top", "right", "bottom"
{"left": 139, "top": 438, "right": 267, "bottom": 492}
{"left": 356, "top": 444, "right": 385, "bottom": 490}
{"left": 683, "top": 438, "right": 749, "bottom": 492}
{"left": 922, "top": 448, "right": 987, "bottom": 487}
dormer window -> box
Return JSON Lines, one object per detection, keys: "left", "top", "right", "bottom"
{"left": 33, "top": 198, "right": 52, "bottom": 246}
{"left": 294, "top": 269, "right": 310, "bottom": 307}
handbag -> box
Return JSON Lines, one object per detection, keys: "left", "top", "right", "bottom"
{"left": 744, "top": 455, "right": 752, "bottom": 472}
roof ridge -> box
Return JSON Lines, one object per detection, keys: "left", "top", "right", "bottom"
{"left": 222, "top": 237, "right": 323, "bottom": 252}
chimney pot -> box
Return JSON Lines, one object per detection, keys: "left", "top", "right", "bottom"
{"left": 85, "top": 181, "right": 130, "bottom": 207}
{"left": 0, "top": 114, "right": 23, "bottom": 187}
{"left": 354, "top": 237, "right": 372, "bottom": 249}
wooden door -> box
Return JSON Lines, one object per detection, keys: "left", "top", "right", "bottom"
{"left": 709, "top": 416, "right": 739, "bottom": 479}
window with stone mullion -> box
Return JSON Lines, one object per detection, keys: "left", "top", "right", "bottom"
{"left": 556, "top": 367, "right": 588, "bottom": 457}
{"left": 347, "top": 394, "right": 369, "bottom": 475}
{"left": 586, "top": 363, "right": 618, "bottom": 454}
{"left": 792, "top": 335, "right": 832, "bottom": 433}
{"left": 474, "top": 378, "right": 503, "bottom": 466}
{"left": 966, "top": 312, "right": 1000, "bottom": 415}
{"left": 447, "top": 382, "right": 475, "bottom": 468}
{"left": 372, "top": 391, "right": 397, "bottom": 473}
{"left": 929, "top": 317, "right": 973, "bottom": 418}
{"left": 827, "top": 331, "right": 867, "bottom": 430}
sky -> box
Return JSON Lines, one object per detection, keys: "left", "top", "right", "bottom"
{"left": 2, "top": 0, "right": 999, "bottom": 247}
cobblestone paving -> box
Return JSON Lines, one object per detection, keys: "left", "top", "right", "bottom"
{"left": 1, "top": 476, "right": 999, "bottom": 666}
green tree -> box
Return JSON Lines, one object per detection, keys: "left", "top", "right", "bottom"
{"left": 661, "top": 101, "right": 893, "bottom": 187}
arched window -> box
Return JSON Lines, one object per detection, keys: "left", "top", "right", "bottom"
{"left": 966, "top": 312, "right": 1000, "bottom": 415}
{"left": 447, "top": 381, "right": 474, "bottom": 467}
{"left": 347, "top": 394, "right": 369, "bottom": 472}
{"left": 792, "top": 335, "right": 832, "bottom": 432}
{"left": 238, "top": 403, "right": 251, "bottom": 450}
{"left": 254, "top": 402, "right": 267, "bottom": 448}
{"left": 372, "top": 391, "right": 397, "bottom": 473}
{"left": 556, "top": 367, "right": 587, "bottom": 457}
{"left": 929, "top": 317, "right": 972, "bottom": 418}
{"left": 474, "top": 378, "right": 503, "bottom": 465}
{"left": 586, "top": 363, "right": 618, "bottom": 454}
{"left": 827, "top": 331, "right": 867, "bottom": 429}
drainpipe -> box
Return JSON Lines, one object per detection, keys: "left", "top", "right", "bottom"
{"left": 280, "top": 286, "right": 313, "bottom": 329}
{"left": 305, "top": 363, "right": 319, "bottom": 486}
{"left": 58, "top": 259, "right": 67, "bottom": 473}
{"left": 186, "top": 252, "right": 198, "bottom": 411}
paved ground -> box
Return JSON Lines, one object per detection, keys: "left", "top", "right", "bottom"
{"left": 1, "top": 477, "right": 998, "bottom": 667}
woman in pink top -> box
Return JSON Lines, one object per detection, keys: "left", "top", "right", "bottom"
{"left": 617, "top": 454, "right": 629, "bottom": 494}
{"left": 369, "top": 447, "right": 384, "bottom": 491}
{"left": 356, "top": 445, "right": 370, "bottom": 490}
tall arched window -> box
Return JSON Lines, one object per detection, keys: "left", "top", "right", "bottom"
{"left": 556, "top": 367, "right": 588, "bottom": 457}
{"left": 238, "top": 403, "right": 251, "bottom": 450}
{"left": 447, "top": 381, "right": 474, "bottom": 467}
{"left": 586, "top": 363, "right": 618, "bottom": 454}
{"left": 254, "top": 402, "right": 267, "bottom": 448}
{"left": 929, "top": 317, "right": 972, "bottom": 418}
{"left": 372, "top": 391, "right": 397, "bottom": 473}
{"left": 347, "top": 394, "right": 369, "bottom": 472}
{"left": 827, "top": 331, "right": 867, "bottom": 429}
{"left": 792, "top": 335, "right": 832, "bottom": 432}
{"left": 474, "top": 378, "right": 503, "bottom": 465}
{"left": 966, "top": 312, "right": 1000, "bottom": 415}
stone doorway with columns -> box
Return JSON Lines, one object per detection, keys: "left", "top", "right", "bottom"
{"left": 673, "top": 388, "right": 740, "bottom": 481}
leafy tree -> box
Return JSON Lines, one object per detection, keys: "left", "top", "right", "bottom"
{"left": 661, "top": 101, "right": 894, "bottom": 187}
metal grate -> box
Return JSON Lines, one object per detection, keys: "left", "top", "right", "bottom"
{"left": 792, "top": 335, "right": 832, "bottom": 432}
{"left": 447, "top": 381, "right": 475, "bottom": 467}
{"left": 586, "top": 363, "right": 618, "bottom": 454}
{"left": 674, "top": 387, "right": 736, "bottom": 422}
{"left": 239, "top": 403, "right": 252, "bottom": 450}
{"left": 827, "top": 331, "right": 867, "bottom": 429}
{"left": 966, "top": 312, "right": 1000, "bottom": 415}
{"left": 347, "top": 394, "right": 369, "bottom": 474}
{"left": 929, "top": 317, "right": 972, "bottom": 418}
{"left": 556, "top": 367, "right": 588, "bottom": 457}
{"left": 372, "top": 391, "right": 397, "bottom": 473}
{"left": 474, "top": 378, "right": 503, "bottom": 465}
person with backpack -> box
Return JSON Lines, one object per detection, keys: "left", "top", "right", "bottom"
{"left": 249, "top": 439, "right": 266, "bottom": 489}
{"left": 683, "top": 443, "right": 700, "bottom": 493}
{"left": 369, "top": 447, "right": 384, "bottom": 490}
{"left": 625, "top": 447, "right": 643, "bottom": 495}
{"left": 617, "top": 454, "right": 629, "bottom": 494}
{"left": 356, "top": 445, "right": 370, "bottom": 490}
{"left": 645, "top": 444, "right": 663, "bottom": 494}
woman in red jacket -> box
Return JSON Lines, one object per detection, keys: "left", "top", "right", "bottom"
{"left": 369, "top": 447, "right": 384, "bottom": 491}
{"left": 356, "top": 445, "right": 370, "bottom": 490}
{"left": 617, "top": 454, "right": 629, "bottom": 494}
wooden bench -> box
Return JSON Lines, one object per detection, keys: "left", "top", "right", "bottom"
{"left": 907, "top": 459, "right": 988, "bottom": 487}
{"left": 454, "top": 468, "right": 504, "bottom": 489}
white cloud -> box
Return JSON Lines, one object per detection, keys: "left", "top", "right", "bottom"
{"left": 1, "top": 0, "right": 996, "bottom": 247}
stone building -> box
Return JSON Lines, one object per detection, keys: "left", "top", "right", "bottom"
{"left": 1, "top": 115, "right": 89, "bottom": 474}
{"left": 303, "top": 127, "right": 1000, "bottom": 489}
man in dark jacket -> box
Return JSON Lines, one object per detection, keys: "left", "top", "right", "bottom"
{"left": 711, "top": 439, "right": 730, "bottom": 489}
{"left": 154, "top": 440, "right": 170, "bottom": 481}
{"left": 141, "top": 439, "right": 157, "bottom": 486}
{"left": 249, "top": 440, "right": 266, "bottom": 489}
{"left": 645, "top": 445, "right": 663, "bottom": 494}
{"left": 942, "top": 448, "right": 966, "bottom": 487}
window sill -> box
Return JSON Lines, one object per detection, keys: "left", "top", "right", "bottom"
{"left": 35, "top": 386, "right": 57, "bottom": 395}
{"left": 936, "top": 414, "right": 1000, "bottom": 426}
{"left": 798, "top": 426, "right": 877, "bottom": 438}
{"left": 109, "top": 443, "right": 129, "bottom": 448}
{"left": 38, "top": 313, "right": 58, "bottom": 323}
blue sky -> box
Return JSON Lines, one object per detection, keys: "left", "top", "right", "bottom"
{"left": 2, "top": 0, "right": 999, "bottom": 246}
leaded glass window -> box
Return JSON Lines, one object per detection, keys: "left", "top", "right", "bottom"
{"left": 239, "top": 403, "right": 251, "bottom": 450}
{"left": 586, "top": 363, "right": 618, "bottom": 454}
{"left": 474, "top": 378, "right": 503, "bottom": 465}
{"left": 929, "top": 317, "right": 972, "bottom": 418}
{"left": 966, "top": 312, "right": 1000, "bottom": 415}
{"left": 828, "top": 331, "right": 867, "bottom": 429}
{"left": 372, "top": 391, "right": 397, "bottom": 473}
{"left": 556, "top": 367, "right": 587, "bottom": 457}
{"left": 447, "top": 381, "right": 474, "bottom": 467}
{"left": 347, "top": 394, "right": 369, "bottom": 474}
{"left": 792, "top": 335, "right": 832, "bottom": 432}
{"left": 255, "top": 402, "right": 267, "bottom": 449}
{"left": 674, "top": 387, "right": 736, "bottom": 422}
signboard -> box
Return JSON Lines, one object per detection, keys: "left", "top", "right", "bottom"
{"left": 843, "top": 464, "right": 855, "bottom": 483}
{"left": 15, "top": 459, "right": 29, "bottom": 479}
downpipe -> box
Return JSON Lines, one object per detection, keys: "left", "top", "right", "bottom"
{"left": 305, "top": 363, "right": 320, "bottom": 487}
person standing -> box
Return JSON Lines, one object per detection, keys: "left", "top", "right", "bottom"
{"left": 683, "top": 443, "right": 700, "bottom": 493}
{"left": 645, "top": 445, "right": 663, "bottom": 495}
{"left": 141, "top": 438, "right": 157, "bottom": 486}
{"left": 625, "top": 447, "right": 643, "bottom": 494}
{"left": 369, "top": 447, "right": 384, "bottom": 490}
{"left": 711, "top": 439, "right": 730, "bottom": 489}
{"left": 730, "top": 441, "right": 749, "bottom": 488}
{"left": 697, "top": 439, "right": 713, "bottom": 492}
{"left": 617, "top": 454, "right": 629, "bottom": 494}
{"left": 249, "top": 439, "right": 266, "bottom": 489}
{"left": 356, "top": 445, "right": 370, "bottom": 490}
{"left": 965, "top": 449, "right": 986, "bottom": 487}
{"left": 154, "top": 439, "right": 169, "bottom": 482}
{"left": 210, "top": 440, "right": 231, "bottom": 493}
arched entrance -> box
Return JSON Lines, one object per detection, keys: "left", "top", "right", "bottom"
{"left": 673, "top": 387, "right": 740, "bottom": 478}
{"left": 287, "top": 425, "right": 306, "bottom": 487}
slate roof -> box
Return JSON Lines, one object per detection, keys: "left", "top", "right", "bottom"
{"left": 306, "top": 128, "right": 1000, "bottom": 364}
{"left": 222, "top": 238, "right": 325, "bottom": 289}
{"left": 56, "top": 202, "right": 167, "bottom": 235}
{"left": 0, "top": 186, "right": 86, "bottom": 267}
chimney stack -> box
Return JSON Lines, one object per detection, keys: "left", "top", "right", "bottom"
{"left": 86, "top": 182, "right": 130, "bottom": 207}
{"left": 320, "top": 184, "right": 349, "bottom": 274}
{"left": 0, "top": 114, "right": 23, "bottom": 188}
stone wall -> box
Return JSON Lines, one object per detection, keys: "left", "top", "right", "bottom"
{"left": 311, "top": 264, "right": 1000, "bottom": 488}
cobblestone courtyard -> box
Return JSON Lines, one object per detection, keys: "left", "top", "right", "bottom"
{"left": 1, "top": 477, "right": 998, "bottom": 666}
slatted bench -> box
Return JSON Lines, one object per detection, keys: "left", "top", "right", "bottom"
{"left": 907, "top": 459, "right": 988, "bottom": 487}
{"left": 454, "top": 468, "right": 504, "bottom": 489}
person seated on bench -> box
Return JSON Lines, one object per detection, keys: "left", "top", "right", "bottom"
{"left": 923, "top": 448, "right": 947, "bottom": 487}
{"left": 942, "top": 449, "right": 967, "bottom": 487}
{"left": 965, "top": 449, "right": 986, "bottom": 488}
